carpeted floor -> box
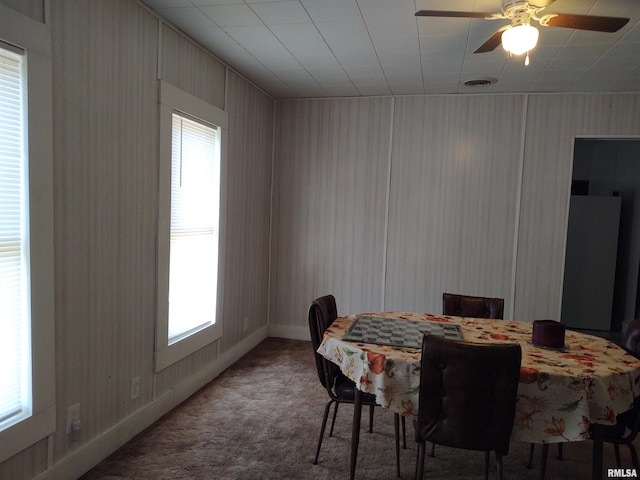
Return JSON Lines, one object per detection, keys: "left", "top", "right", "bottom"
{"left": 80, "top": 337, "right": 638, "bottom": 480}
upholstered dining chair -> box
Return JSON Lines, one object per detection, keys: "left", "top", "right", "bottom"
{"left": 530, "top": 319, "right": 640, "bottom": 480}
{"left": 589, "top": 320, "right": 640, "bottom": 475}
{"left": 413, "top": 335, "right": 522, "bottom": 480}
{"left": 308, "top": 295, "right": 403, "bottom": 478}
{"left": 442, "top": 292, "right": 505, "bottom": 319}
{"left": 430, "top": 292, "right": 506, "bottom": 458}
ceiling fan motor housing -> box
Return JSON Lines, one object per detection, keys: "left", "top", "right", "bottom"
{"left": 502, "top": 0, "right": 541, "bottom": 24}
{"left": 511, "top": 11, "right": 532, "bottom": 27}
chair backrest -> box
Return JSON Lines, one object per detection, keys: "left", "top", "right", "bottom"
{"left": 308, "top": 295, "right": 340, "bottom": 390}
{"left": 622, "top": 319, "right": 640, "bottom": 357}
{"left": 416, "top": 335, "right": 521, "bottom": 455}
{"left": 442, "top": 292, "right": 504, "bottom": 319}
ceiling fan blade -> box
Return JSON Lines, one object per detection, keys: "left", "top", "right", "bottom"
{"left": 474, "top": 26, "right": 509, "bottom": 53}
{"left": 415, "top": 10, "right": 497, "bottom": 19}
{"left": 542, "top": 13, "right": 629, "bottom": 33}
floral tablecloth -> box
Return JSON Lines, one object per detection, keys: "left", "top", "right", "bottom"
{"left": 316, "top": 312, "right": 640, "bottom": 444}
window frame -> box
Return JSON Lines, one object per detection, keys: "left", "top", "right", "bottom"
{"left": 155, "top": 81, "right": 227, "bottom": 372}
{"left": 0, "top": 3, "right": 55, "bottom": 463}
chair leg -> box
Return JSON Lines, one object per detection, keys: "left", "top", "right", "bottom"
{"left": 484, "top": 451, "right": 490, "bottom": 480}
{"left": 429, "top": 442, "right": 435, "bottom": 457}
{"left": 329, "top": 401, "right": 339, "bottom": 437}
{"left": 402, "top": 415, "right": 407, "bottom": 449}
{"left": 394, "top": 414, "right": 401, "bottom": 479}
{"left": 350, "top": 390, "right": 363, "bottom": 480}
{"left": 540, "top": 444, "right": 549, "bottom": 480}
{"left": 527, "top": 444, "right": 535, "bottom": 469}
{"left": 629, "top": 443, "right": 639, "bottom": 471}
{"left": 615, "top": 444, "right": 622, "bottom": 467}
{"left": 314, "top": 399, "right": 334, "bottom": 465}
{"left": 495, "top": 452, "right": 504, "bottom": 480}
{"left": 557, "top": 443, "right": 563, "bottom": 461}
{"left": 416, "top": 441, "right": 426, "bottom": 480}
{"left": 592, "top": 425, "right": 604, "bottom": 480}
{"left": 369, "top": 404, "right": 374, "bottom": 433}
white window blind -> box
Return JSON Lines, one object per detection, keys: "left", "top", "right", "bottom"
{"left": 168, "top": 113, "right": 221, "bottom": 343}
{"left": 0, "top": 45, "right": 31, "bottom": 431}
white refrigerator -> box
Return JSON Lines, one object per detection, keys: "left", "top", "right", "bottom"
{"left": 561, "top": 195, "right": 621, "bottom": 331}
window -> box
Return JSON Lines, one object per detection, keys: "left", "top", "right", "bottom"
{"left": 0, "top": 4, "right": 54, "bottom": 463}
{"left": 156, "top": 81, "right": 227, "bottom": 371}
{"left": 168, "top": 114, "right": 220, "bottom": 343}
{"left": 0, "top": 41, "right": 29, "bottom": 433}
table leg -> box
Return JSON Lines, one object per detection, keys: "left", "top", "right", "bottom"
{"left": 350, "top": 389, "right": 362, "bottom": 480}
{"left": 592, "top": 424, "right": 603, "bottom": 480}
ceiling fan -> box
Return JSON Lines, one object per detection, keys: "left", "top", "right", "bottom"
{"left": 415, "top": 0, "right": 629, "bottom": 65}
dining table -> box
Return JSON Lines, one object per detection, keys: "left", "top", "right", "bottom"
{"left": 316, "top": 311, "right": 640, "bottom": 480}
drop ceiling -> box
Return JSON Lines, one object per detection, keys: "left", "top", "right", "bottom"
{"left": 140, "top": 0, "right": 640, "bottom": 99}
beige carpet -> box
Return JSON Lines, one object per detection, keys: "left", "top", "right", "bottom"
{"left": 80, "top": 337, "right": 638, "bottom": 480}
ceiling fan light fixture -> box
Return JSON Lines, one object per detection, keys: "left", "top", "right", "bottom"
{"left": 501, "top": 23, "right": 539, "bottom": 55}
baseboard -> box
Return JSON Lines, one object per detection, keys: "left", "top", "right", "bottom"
{"left": 267, "top": 323, "right": 310, "bottom": 341}
{"left": 33, "top": 390, "right": 175, "bottom": 480}
{"left": 33, "top": 326, "right": 269, "bottom": 480}
{"left": 172, "top": 326, "right": 268, "bottom": 405}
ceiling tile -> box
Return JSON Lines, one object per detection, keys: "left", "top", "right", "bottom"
{"left": 269, "top": 24, "right": 333, "bottom": 57}
{"left": 350, "top": 74, "right": 388, "bottom": 87}
{"left": 417, "top": 17, "right": 472, "bottom": 37}
{"left": 621, "top": 23, "right": 640, "bottom": 42}
{"left": 200, "top": 4, "right": 262, "bottom": 27}
{"left": 300, "top": 0, "right": 362, "bottom": 23}
{"left": 259, "top": 55, "right": 304, "bottom": 71}
{"left": 250, "top": 1, "right": 311, "bottom": 25}
{"left": 156, "top": 7, "right": 216, "bottom": 29}
{"left": 191, "top": 0, "right": 240, "bottom": 5}
{"left": 416, "top": 0, "right": 482, "bottom": 11}
{"left": 343, "top": 65, "right": 385, "bottom": 77}
{"left": 144, "top": 0, "right": 193, "bottom": 7}
{"left": 322, "top": 85, "right": 359, "bottom": 96}
{"left": 377, "top": 53, "right": 422, "bottom": 68}
{"left": 275, "top": 66, "right": 313, "bottom": 80}
{"left": 356, "top": 84, "right": 392, "bottom": 96}
{"left": 314, "top": 20, "right": 376, "bottom": 56}
{"left": 224, "top": 25, "right": 289, "bottom": 56}
{"left": 336, "top": 53, "right": 382, "bottom": 68}
{"left": 308, "top": 68, "right": 352, "bottom": 84}
{"left": 420, "top": 34, "right": 468, "bottom": 55}
{"left": 298, "top": 55, "right": 341, "bottom": 70}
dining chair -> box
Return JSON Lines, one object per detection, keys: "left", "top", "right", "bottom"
{"left": 412, "top": 334, "right": 522, "bottom": 480}
{"left": 530, "top": 319, "right": 640, "bottom": 480}
{"left": 430, "top": 292, "right": 506, "bottom": 458}
{"left": 622, "top": 318, "right": 640, "bottom": 356}
{"left": 308, "top": 295, "right": 403, "bottom": 478}
{"left": 442, "top": 292, "right": 505, "bottom": 319}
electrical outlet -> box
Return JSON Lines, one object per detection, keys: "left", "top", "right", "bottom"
{"left": 131, "top": 376, "right": 140, "bottom": 400}
{"left": 66, "top": 403, "right": 80, "bottom": 434}
{"left": 243, "top": 316, "right": 249, "bottom": 331}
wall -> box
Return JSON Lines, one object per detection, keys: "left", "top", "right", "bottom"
{"left": 0, "top": 1, "right": 274, "bottom": 479}
{"left": 271, "top": 93, "right": 640, "bottom": 330}
{"left": 270, "top": 98, "right": 392, "bottom": 337}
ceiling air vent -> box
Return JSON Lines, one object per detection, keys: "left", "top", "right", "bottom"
{"left": 463, "top": 77, "right": 497, "bottom": 87}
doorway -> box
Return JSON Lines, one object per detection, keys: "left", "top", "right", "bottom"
{"left": 561, "top": 138, "right": 640, "bottom": 333}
